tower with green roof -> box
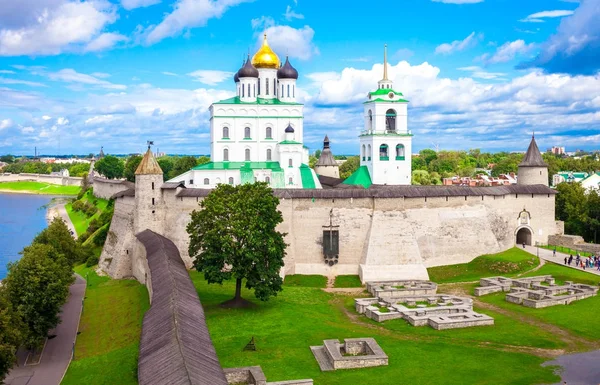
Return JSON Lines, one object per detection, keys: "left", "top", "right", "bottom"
{"left": 359, "top": 45, "right": 412, "bottom": 185}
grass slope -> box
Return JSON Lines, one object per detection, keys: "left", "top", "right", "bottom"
{"left": 192, "top": 272, "right": 559, "bottom": 385}
{"left": 333, "top": 275, "right": 363, "bottom": 288}
{"left": 427, "top": 247, "right": 538, "bottom": 283}
{"left": 0, "top": 181, "right": 80, "bottom": 195}
{"left": 65, "top": 190, "right": 109, "bottom": 236}
{"left": 61, "top": 265, "right": 149, "bottom": 385}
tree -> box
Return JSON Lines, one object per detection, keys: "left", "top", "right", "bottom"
{"left": 157, "top": 157, "right": 174, "bottom": 181}
{"left": 34, "top": 217, "right": 91, "bottom": 265}
{"left": 94, "top": 155, "right": 124, "bottom": 179}
{"left": 0, "top": 287, "right": 23, "bottom": 382}
{"left": 339, "top": 156, "right": 360, "bottom": 179}
{"left": 314, "top": 149, "right": 321, "bottom": 159}
{"left": 197, "top": 156, "right": 210, "bottom": 166}
{"left": 187, "top": 182, "right": 287, "bottom": 307}
{"left": 412, "top": 170, "right": 431, "bottom": 185}
{"left": 0, "top": 155, "right": 15, "bottom": 163}
{"left": 4, "top": 244, "right": 73, "bottom": 348}
{"left": 67, "top": 163, "right": 89, "bottom": 177}
{"left": 555, "top": 182, "right": 588, "bottom": 238}
{"left": 169, "top": 156, "right": 198, "bottom": 179}
{"left": 123, "top": 155, "right": 143, "bottom": 182}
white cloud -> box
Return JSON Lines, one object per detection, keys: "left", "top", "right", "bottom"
{"left": 457, "top": 66, "right": 506, "bottom": 80}
{"left": 261, "top": 25, "right": 317, "bottom": 60}
{"left": 42, "top": 115, "right": 52, "bottom": 120}
{"left": 435, "top": 32, "right": 483, "bottom": 55}
{"left": 85, "top": 115, "right": 120, "bottom": 125}
{"left": 0, "top": 70, "right": 15, "bottom": 74}
{"left": 283, "top": 5, "right": 304, "bottom": 21}
{"left": 480, "top": 40, "right": 535, "bottom": 64}
{"left": 91, "top": 72, "right": 111, "bottom": 79}
{"left": 48, "top": 69, "right": 126, "bottom": 90}
{"left": 162, "top": 71, "right": 179, "bottom": 77}
{"left": 146, "top": 0, "right": 248, "bottom": 45}
{"left": 188, "top": 70, "right": 233, "bottom": 85}
{"left": 251, "top": 16, "right": 275, "bottom": 30}
{"left": 520, "top": 10, "right": 575, "bottom": 23}
{"left": 0, "top": 1, "right": 118, "bottom": 56}
{"left": 0, "top": 118, "right": 13, "bottom": 131}
{"left": 431, "top": 0, "right": 484, "bottom": 3}
{"left": 121, "top": 0, "right": 161, "bottom": 10}
{"left": 0, "top": 77, "right": 47, "bottom": 87}
{"left": 84, "top": 32, "right": 128, "bottom": 53}
{"left": 306, "top": 72, "right": 341, "bottom": 83}
{"left": 56, "top": 117, "right": 69, "bottom": 125}
{"left": 21, "top": 126, "right": 35, "bottom": 133}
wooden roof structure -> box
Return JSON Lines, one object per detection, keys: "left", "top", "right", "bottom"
{"left": 136, "top": 229, "right": 228, "bottom": 385}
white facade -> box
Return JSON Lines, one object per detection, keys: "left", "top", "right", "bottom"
{"left": 359, "top": 46, "right": 412, "bottom": 185}
{"left": 581, "top": 173, "right": 600, "bottom": 191}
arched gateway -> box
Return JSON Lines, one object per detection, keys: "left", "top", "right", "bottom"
{"left": 516, "top": 227, "right": 532, "bottom": 246}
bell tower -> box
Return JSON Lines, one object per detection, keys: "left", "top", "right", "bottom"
{"left": 359, "top": 45, "right": 412, "bottom": 185}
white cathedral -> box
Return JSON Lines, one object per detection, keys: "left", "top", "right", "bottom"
{"left": 169, "top": 35, "right": 412, "bottom": 188}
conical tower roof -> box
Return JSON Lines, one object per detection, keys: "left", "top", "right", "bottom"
{"left": 316, "top": 135, "right": 337, "bottom": 167}
{"left": 519, "top": 136, "right": 547, "bottom": 167}
{"left": 135, "top": 147, "right": 163, "bottom": 175}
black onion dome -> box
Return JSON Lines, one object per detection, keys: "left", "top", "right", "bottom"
{"left": 277, "top": 56, "right": 298, "bottom": 80}
{"left": 238, "top": 55, "right": 259, "bottom": 78}
{"left": 285, "top": 123, "right": 295, "bottom": 133}
{"left": 233, "top": 71, "right": 239, "bottom": 83}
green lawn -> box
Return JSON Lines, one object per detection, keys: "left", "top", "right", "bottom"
{"left": 65, "top": 190, "right": 109, "bottom": 236}
{"left": 61, "top": 265, "right": 149, "bottom": 385}
{"left": 333, "top": 275, "right": 363, "bottom": 288}
{"left": 540, "top": 244, "right": 593, "bottom": 257}
{"left": 427, "top": 247, "right": 539, "bottom": 283}
{"left": 283, "top": 274, "right": 327, "bottom": 288}
{"left": 0, "top": 181, "right": 80, "bottom": 195}
{"left": 192, "top": 272, "right": 559, "bottom": 385}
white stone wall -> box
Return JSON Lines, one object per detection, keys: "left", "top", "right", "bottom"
{"left": 518, "top": 166, "right": 549, "bottom": 186}
{"left": 0, "top": 173, "right": 83, "bottom": 186}
{"left": 99, "top": 195, "right": 137, "bottom": 278}
{"left": 92, "top": 177, "right": 132, "bottom": 199}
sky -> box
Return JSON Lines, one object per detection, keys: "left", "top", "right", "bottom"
{"left": 0, "top": 0, "right": 598, "bottom": 156}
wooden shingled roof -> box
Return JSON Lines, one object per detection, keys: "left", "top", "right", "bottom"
{"left": 136, "top": 230, "right": 228, "bottom": 385}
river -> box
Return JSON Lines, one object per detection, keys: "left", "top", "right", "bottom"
{"left": 0, "top": 193, "right": 60, "bottom": 279}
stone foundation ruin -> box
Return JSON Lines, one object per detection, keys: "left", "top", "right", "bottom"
{"left": 356, "top": 280, "right": 494, "bottom": 330}
{"left": 224, "top": 366, "right": 313, "bottom": 385}
{"left": 475, "top": 275, "right": 598, "bottom": 308}
{"left": 310, "top": 338, "right": 388, "bottom": 371}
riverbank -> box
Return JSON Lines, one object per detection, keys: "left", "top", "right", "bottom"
{"left": 0, "top": 181, "right": 80, "bottom": 196}
{"left": 46, "top": 200, "right": 77, "bottom": 237}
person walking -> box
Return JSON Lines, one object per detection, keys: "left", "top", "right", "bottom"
{"left": 568, "top": 255, "right": 573, "bottom": 265}
{"left": 553, "top": 248, "right": 557, "bottom": 257}
{"left": 522, "top": 242, "right": 526, "bottom": 249}
{"left": 564, "top": 256, "right": 567, "bottom": 265}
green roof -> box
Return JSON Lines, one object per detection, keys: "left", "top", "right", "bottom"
{"left": 299, "top": 164, "right": 316, "bottom": 189}
{"left": 214, "top": 96, "right": 302, "bottom": 105}
{"left": 364, "top": 98, "right": 409, "bottom": 104}
{"left": 192, "top": 161, "right": 283, "bottom": 171}
{"left": 342, "top": 165, "right": 372, "bottom": 189}
{"left": 279, "top": 140, "right": 303, "bottom": 145}
{"left": 369, "top": 88, "right": 403, "bottom": 96}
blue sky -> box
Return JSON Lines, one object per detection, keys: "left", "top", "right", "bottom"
{"left": 0, "top": 0, "right": 598, "bottom": 156}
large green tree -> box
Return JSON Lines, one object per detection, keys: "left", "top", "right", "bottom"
{"left": 0, "top": 287, "right": 24, "bottom": 382}
{"left": 94, "top": 155, "right": 124, "bottom": 179}
{"left": 169, "top": 156, "right": 199, "bottom": 179}
{"left": 123, "top": 155, "right": 143, "bottom": 182}
{"left": 4, "top": 244, "right": 74, "bottom": 348}
{"left": 34, "top": 218, "right": 91, "bottom": 265}
{"left": 157, "top": 157, "right": 174, "bottom": 181}
{"left": 555, "top": 182, "right": 589, "bottom": 238}
{"left": 187, "top": 182, "right": 287, "bottom": 307}
{"left": 339, "top": 156, "right": 360, "bottom": 179}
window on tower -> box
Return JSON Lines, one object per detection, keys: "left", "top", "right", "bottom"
{"left": 396, "top": 144, "right": 405, "bottom": 160}
{"left": 223, "top": 126, "right": 229, "bottom": 139}
{"left": 223, "top": 148, "right": 229, "bottom": 161}
{"left": 367, "top": 144, "right": 372, "bottom": 160}
{"left": 273, "top": 79, "right": 276, "bottom": 95}
{"left": 242, "top": 83, "right": 245, "bottom": 97}
{"left": 385, "top": 109, "right": 397, "bottom": 132}
{"left": 281, "top": 84, "right": 284, "bottom": 97}
{"left": 362, "top": 144, "right": 366, "bottom": 161}
{"left": 287, "top": 84, "right": 290, "bottom": 97}
{"left": 228, "top": 177, "right": 234, "bottom": 184}
{"left": 266, "top": 149, "right": 272, "bottom": 161}
{"left": 245, "top": 148, "right": 250, "bottom": 161}
{"left": 266, "top": 78, "right": 269, "bottom": 95}
{"left": 204, "top": 178, "right": 209, "bottom": 185}
{"left": 288, "top": 177, "right": 293, "bottom": 185}
{"left": 266, "top": 127, "right": 272, "bottom": 139}
{"left": 253, "top": 84, "right": 256, "bottom": 97}
{"left": 380, "top": 144, "right": 389, "bottom": 160}
{"left": 247, "top": 83, "right": 250, "bottom": 97}
{"left": 289, "top": 158, "right": 293, "bottom": 167}
{"left": 244, "top": 127, "right": 251, "bottom": 139}
{"left": 265, "top": 176, "right": 270, "bottom": 184}
{"left": 368, "top": 110, "right": 372, "bottom": 131}
{"left": 258, "top": 78, "right": 260, "bottom": 94}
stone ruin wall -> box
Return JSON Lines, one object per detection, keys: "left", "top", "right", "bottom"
{"left": 100, "top": 187, "right": 561, "bottom": 283}
{"left": 92, "top": 177, "right": 133, "bottom": 200}
{"left": 548, "top": 234, "right": 600, "bottom": 254}
{"left": 0, "top": 173, "right": 83, "bottom": 186}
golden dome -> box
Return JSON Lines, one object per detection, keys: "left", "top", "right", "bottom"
{"left": 252, "top": 33, "right": 280, "bottom": 69}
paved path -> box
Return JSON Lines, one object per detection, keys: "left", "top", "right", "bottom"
{"left": 522, "top": 245, "right": 600, "bottom": 277}
{"left": 4, "top": 275, "right": 86, "bottom": 385}
{"left": 47, "top": 203, "right": 77, "bottom": 239}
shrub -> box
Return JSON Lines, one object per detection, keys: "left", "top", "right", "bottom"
{"left": 93, "top": 226, "right": 109, "bottom": 247}
{"left": 72, "top": 200, "right": 85, "bottom": 212}
{"left": 98, "top": 208, "right": 114, "bottom": 227}
{"left": 85, "top": 254, "right": 99, "bottom": 267}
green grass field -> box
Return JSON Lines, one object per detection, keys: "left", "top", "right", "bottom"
{"left": 0, "top": 181, "right": 80, "bottom": 195}
{"left": 65, "top": 190, "right": 109, "bottom": 236}
{"left": 427, "top": 247, "right": 539, "bottom": 283}
{"left": 333, "top": 275, "right": 363, "bottom": 288}
{"left": 61, "top": 265, "right": 149, "bottom": 385}
{"left": 540, "top": 244, "right": 593, "bottom": 257}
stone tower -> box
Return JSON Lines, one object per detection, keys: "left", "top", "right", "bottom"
{"left": 314, "top": 135, "right": 340, "bottom": 178}
{"left": 359, "top": 44, "right": 412, "bottom": 185}
{"left": 518, "top": 135, "right": 548, "bottom": 186}
{"left": 134, "top": 146, "right": 164, "bottom": 234}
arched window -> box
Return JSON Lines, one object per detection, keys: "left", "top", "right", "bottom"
{"left": 253, "top": 84, "right": 256, "bottom": 97}
{"left": 258, "top": 78, "right": 260, "bottom": 94}
{"left": 287, "top": 84, "right": 290, "bottom": 97}
{"left": 242, "top": 83, "right": 245, "bottom": 97}
{"left": 367, "top": 144, "right": 372, "bottom": 160}
{"left": 265, "top": 176, "right": 271, "bottom": 184}
{"left": 247, "top": 83, "right": 250, "bottom": 97}
{"left": 281, "top": 84, "right": 284, "bottom": 96}
{"left": 362, "top": 144, "right": 366, "bottom": 161}
{"left": 396, "top": 144, "right": 405, "bottom": 160}
{"left": 245, "top": 148, "right": 250, "bottom": 161}
{"left": 228, "top": 177, "right": 234, "bottom": 184}
{"left": 368, "top": 110, "right": 372, "bottom": 130}
{"left": 203, "top": 178, "right": 209, "bottom": 185}
{"left": 293, "top": 85, "right": 295, "bottom": 97}
{"left": 380, "top": 144, "right": 389, "bottom": 160}
{"left": 273, "top": 79, "right": 276, "bottom": 95}
{"left": 266, "top": 127, "right": 272, "bottom": 139}
{"left": 223, "top": 148, "right": 229, "bottom": 161}
{"left": 288, "top": 177, "right": 293, "bottom": 185}
{"left": 223, "top": 126, "right": 229, "bottom": 138}
{"left": 288, "top": 158, "right": 293, "bottom": 167}
{"left": 244, "top": 127, "right": 251, "bottom": 139}
{"left": 385, "top": 109, "right": 397, "bottom": 132}
{"left": 266, "top": 78, "right": 269, "bottom": 95}
{"left": 266, "top": 149, "right": 272, "bottom": 161}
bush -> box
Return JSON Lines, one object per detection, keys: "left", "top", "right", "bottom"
{"left": 85, "top": 254, "right": 99, "bottom": 267}
{"left": 72, "top": 200, "right": 85, "bottom": 212}
{"left": 97, "top": 208, "right": 114, "bottom": 227}
{"left": 93, "top": 226, "right": 109, "bottom": 247}
{"left": 84, "top": 202, "right": 97, "bottom": 217}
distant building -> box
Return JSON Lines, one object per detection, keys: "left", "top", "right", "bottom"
{"left": 581, "top": 173, "right": 600, "bottom": 192}
{"left": 548, "top": 146, "right": 565, "bottom": 155}
{"left": 442, "top": 172, "right": 517, "bottom": 187}
{"left": 50, "top": 169, "right": 70, "bottom": 177}
{"left": 552, "top": 171, "right": 589, "bottom": 187}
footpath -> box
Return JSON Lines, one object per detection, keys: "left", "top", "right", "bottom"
{"left": 46, "top": 203, "right": 77, "bottom": 239}
{"left": 522, "top": 245, "right": 600, "bottom": 277}
{"left": 4, "top": 275, "right": 85, "bottom": 385}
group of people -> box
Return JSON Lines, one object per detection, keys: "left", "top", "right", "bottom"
{"left": 561, "top": 251, "right": 600, "bottom": 271}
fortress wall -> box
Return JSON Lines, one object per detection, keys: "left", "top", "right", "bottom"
{"left": 0, "top": 173, "right": 83, "bottom": 186}
{"left": 101, "top": 187, "right": 561, "bottom": 283}
{"left": 99, "top": 195, "right": 136, "bottom": 278}
{"left": 92, "top": 177, "right": 132, "bottom": 199}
